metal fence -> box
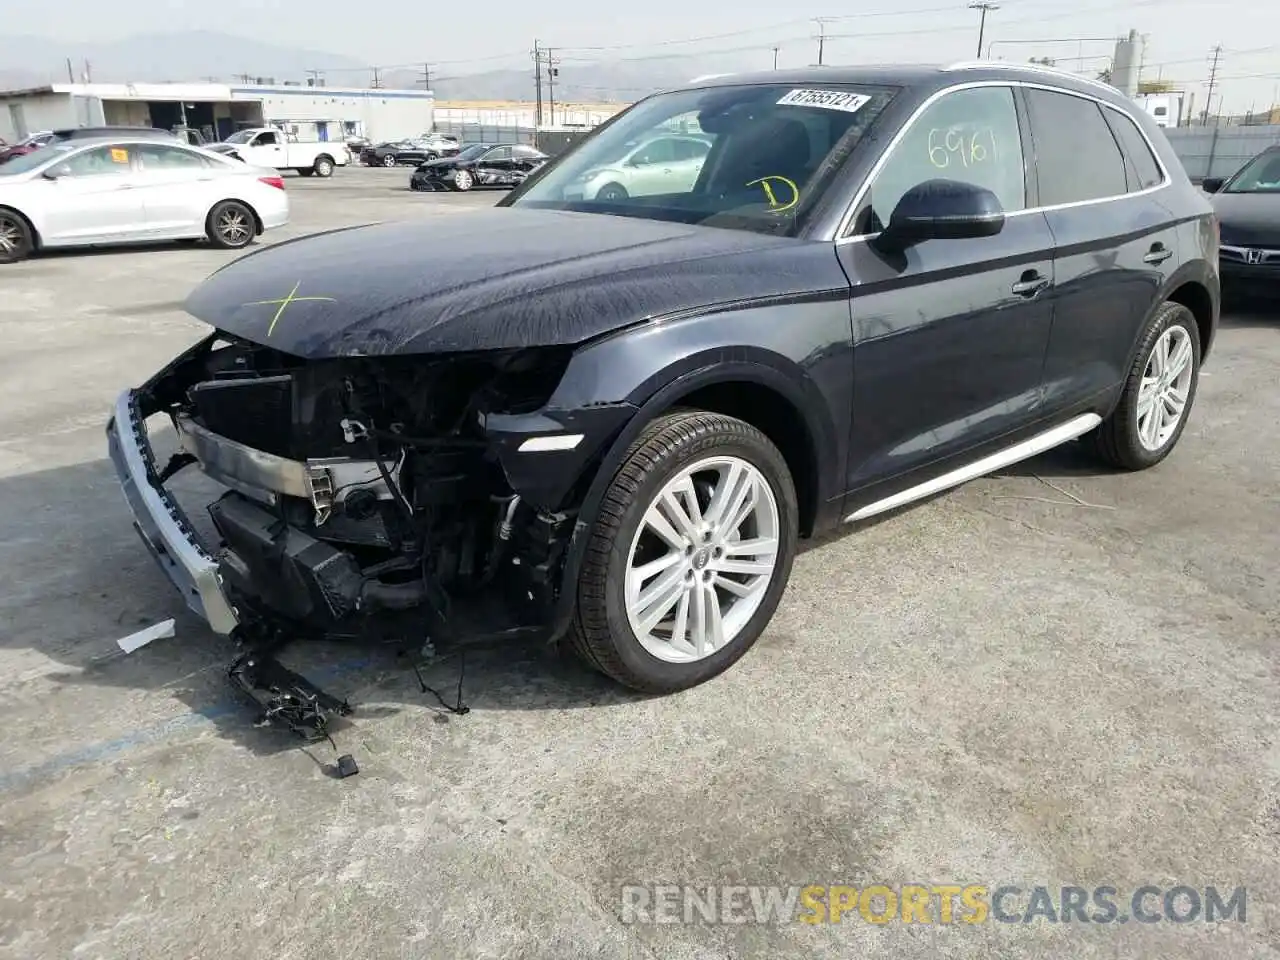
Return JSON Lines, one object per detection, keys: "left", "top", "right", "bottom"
{"left": 432, "top": 121, "right": 537, "bottom": 146}
{"left": 1164, "top": 125, "right": 1280, "bottom": 181}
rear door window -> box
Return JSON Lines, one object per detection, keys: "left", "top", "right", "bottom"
{"left": 1024, "top": 89, "right": 1128, "bottom": 205}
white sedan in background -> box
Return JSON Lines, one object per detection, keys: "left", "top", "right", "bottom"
{"left": 565, "top": 134, "right": 713, "bottom": 202}
{"left": 0, "top": 137, "right": 289, "bottom": 263}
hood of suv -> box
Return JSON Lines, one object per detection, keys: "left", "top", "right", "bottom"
{"left": 183, "top": 207, "right": 830, "bottom": 358}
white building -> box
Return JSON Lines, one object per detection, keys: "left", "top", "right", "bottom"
{"left": 0, "top": 81, "right": 434, "bottom": 144}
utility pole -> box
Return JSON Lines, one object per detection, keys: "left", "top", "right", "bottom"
{"left": 83, "top": 60, "right": 92, "bottom": 82}
{"left": 969, "top": 1, "right": 1000, "bottom": 58}
{"left": 533, "top": 40, "right": 543, "bottom": 127}
{"left": 371, "top": 67, "right": 382, "bottom": 89}
{"left": 418, "top": 63, "right": 432, "bottom": 90}
{"left": 546, "top": 48, "right": 559, "bottom": 126}
{"left": 65, "top": 58, "right": 74, "bottom": 82}
{"left": 773, "top": 46, "right": 780, "bottom": 70}
{"left": 1203, "top": 43, "right": 1223, "bottom": 126}
{"left": 814, "top": 19, "right": 831, "bottom": 65}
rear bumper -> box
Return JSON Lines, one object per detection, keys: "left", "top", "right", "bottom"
{"left": 106, "top": 389, "right": 240, "bottom": 635}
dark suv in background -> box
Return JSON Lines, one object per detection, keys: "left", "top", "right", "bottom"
{"left": 108, "top": 62, "right": 1218, "bottom": 732}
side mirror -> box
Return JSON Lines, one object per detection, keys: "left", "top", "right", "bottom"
{"left": 876, "top": 179, "right": 1005, "bottom": 251}
{"left": 1201, "top": 177, "right": 1224, "bottom": 193}
{"left": 41, "top": 169, "right": 60, "bottom": 181}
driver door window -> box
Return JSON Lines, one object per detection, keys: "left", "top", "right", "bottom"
{"left": 853, "top": 86, "right": 1027, "bottom": 236}
{"left": 253, "top": 132, "right": 279, "bottom": 147}
{"left": 53, "top": 145, "right": 135, "bottom": 178}
{"left": 631, "top": 139, "right": 677, "bottom": 166}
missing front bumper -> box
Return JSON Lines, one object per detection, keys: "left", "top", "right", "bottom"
{"left": 106, "top": 389, "right": 241, "bottom": 635}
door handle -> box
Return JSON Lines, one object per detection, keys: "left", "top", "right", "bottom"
{"left": 1011, "top": 272, "right": 1050, "bottom": 296}
{"left": 1143, "top": 245, "right": 1173, "bottom": 264}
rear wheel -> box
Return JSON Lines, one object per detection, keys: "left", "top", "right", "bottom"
{"left": 0, "top": 209, "right": 33, "bottom": 263}
{"left": 206, "top": 200, "right": 255, "bottom": 250}
{"left": 1082, "top": 301, "right": 1201, "bottom": 470}
{"left": 596, "top": 182, "right": 629, "bottom": 201}
{"left": 568, "top": 410, "right": 798, "bottom": 693}
{"left": 314, "top": 156, "right": 334, "bottom": 178}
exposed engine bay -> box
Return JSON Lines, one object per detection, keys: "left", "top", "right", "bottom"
{"left": 122, "top": 333, "right": 610, "bottom": 742}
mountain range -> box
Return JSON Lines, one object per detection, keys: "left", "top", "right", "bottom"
{"left": 0, "top": 30, "right": 774, "bottom": 103}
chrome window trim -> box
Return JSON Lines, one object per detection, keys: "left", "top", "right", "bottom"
{"left": 832, "top": 78, "right": 1173, "bottom": 245}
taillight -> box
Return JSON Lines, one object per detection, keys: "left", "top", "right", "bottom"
{"left": 259, "top": 176, "right": 285, "bottom": 190}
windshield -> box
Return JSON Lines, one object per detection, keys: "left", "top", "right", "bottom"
{"left": 508, "top": 82, "right": 898, "bottom": 236}
{"left": 1223, "top": 151, "right": 1280, "bottom": 193}
{"left": 455, "top": 144, "right": 489, "bottom": 161}
{"left": 223, "top": 130, "right": 257, "bottom": 144}
{"left": 0, "top": 142, "right": 76, "bottom": 176}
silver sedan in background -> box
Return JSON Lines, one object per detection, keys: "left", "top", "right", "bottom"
{"left": 0, "top": 137, "right": 290, "bottom": 263}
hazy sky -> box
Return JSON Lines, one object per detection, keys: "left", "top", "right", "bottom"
{"left": 8, "top": 0, "right": 1280, "bottom": 112}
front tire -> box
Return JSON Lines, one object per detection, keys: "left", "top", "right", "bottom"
{"left": 206, "top": 200, "right": 256, "bottom": 250}
{"left": 1082, "top": 301, "right": 1201, "bottom": 470}
{"left": 596, "top": 182, "right": 629, "bottom": 201}
{"left": 569, "top": 410, "right": 799, "bottom": 693}
{"left": 452, "top": 169, "right": 473, "bottom": 191}
{"left": 0, "top": 209, "right": 34, "bottom": 263}
{"left": 382, "top": 154, "right": 397, "bottom": 167}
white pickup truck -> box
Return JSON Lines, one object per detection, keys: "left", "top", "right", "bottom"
{"left": 211, "top": 127, "right": 350, "bottom": 177}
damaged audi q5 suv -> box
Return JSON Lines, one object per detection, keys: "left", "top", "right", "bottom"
{"left": 108, "top": 63, "right": 1218, "bottom": 731}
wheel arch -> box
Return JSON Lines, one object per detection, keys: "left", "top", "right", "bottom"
{"left": 1164, "top": 276, "right": 1217, "bottom": 362}
{"left": 545, "top": 351, "right": 833, "bottom": 642}
{"left": 207, "top": 198, "right": 264, "bottom": 237}
{"left": 0, "top": 204, "right": 40, "bottom": 250}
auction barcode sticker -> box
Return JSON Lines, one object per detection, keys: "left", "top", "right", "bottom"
{"left": 777, "top": 89, "right": 871, "bottom": 113}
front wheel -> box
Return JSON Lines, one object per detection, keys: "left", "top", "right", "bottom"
{"left": 1082, "top": 300, "right": 1201, "bottom": 470}
{"left": 0, "top": 209, "right": 34, "bottom": 263}
{"left": 452, "top": 169, "right": 473, "bottom": 191}
{"left": 314, "top": 156, "right": 334, "bottom": 177}
{"left": 206, "top": 200, "right": 255, "bottom": 250}
{"left": 382, "top": 154, "right": 397, "bottom": 167}
{"left": 568, "top": 410, "right": 799, "bottom": 693}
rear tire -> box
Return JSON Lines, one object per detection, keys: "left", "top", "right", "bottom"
{"left": 314, "top": 156, "right": 334, "bottom": 178}
{"left": 568, "top": 410, "right": 799, "bottom": 694}
{"left": 206, "top": 200, "right": 256, "bottom": 250}
{"left": 0, "top": 209, "right": 34, "bottom": 263}
{"left": 596, "top": 182, "right": 629, "bottom": 201}
{"left": 1081, "top": 300, "right": 1201, "bottom": 470}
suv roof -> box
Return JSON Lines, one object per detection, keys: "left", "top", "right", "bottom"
{"left": 684, "top": 62, "right": 1135, "bottom": 111}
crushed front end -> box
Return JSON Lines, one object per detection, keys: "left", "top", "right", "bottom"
{"left": 106, "top": 332, "right": 633, "bottom": 734}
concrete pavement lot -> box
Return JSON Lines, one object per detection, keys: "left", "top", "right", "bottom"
{"left": 1, "top": 166, "right": 1277, "bottom": 959}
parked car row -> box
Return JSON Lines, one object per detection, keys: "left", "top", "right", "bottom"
{"left": 361, "top": 134, "right": 460, "bottom": 167}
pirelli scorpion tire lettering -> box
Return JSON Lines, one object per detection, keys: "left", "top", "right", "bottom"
{"left": 568, "top": 410, "right": 799, "bottom": 693}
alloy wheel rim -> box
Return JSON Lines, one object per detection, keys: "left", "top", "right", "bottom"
{"left": 456, "top": 171, "right": 471, "bottom": 189}
{"left": 625, "top": 455, "right": 780, "bottom": 664}
{"left": 383, "top": 155, "right": 396, "bottom": 166}
{"left": 1137, "top": 326, "right": 1194, "bottom": 451}
{"left": 217, "top": 209, "right": 250, "bottom": 245}
{"left": 0, "top": 216, "right": 21, "bottom": 255}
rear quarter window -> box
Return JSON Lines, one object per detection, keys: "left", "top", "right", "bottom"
{"left": 1102, "top": 108, "right": 1165, "bottom": 192}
